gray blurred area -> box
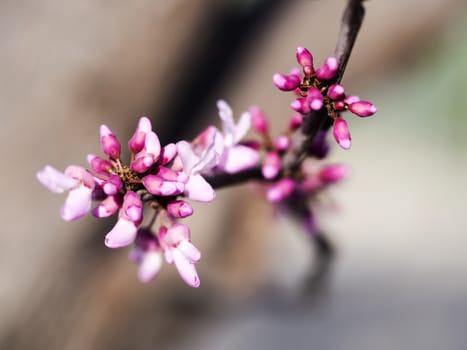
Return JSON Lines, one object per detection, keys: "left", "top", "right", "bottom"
{"left": 1, "top": 0, "right": 467, "bottom": 349}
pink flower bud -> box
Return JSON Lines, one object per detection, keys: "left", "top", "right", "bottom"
{"left": 344, "top": 95, "right": 360, "bottom": 105}
{"left": 167, "top": 200, "right": 194, "bottom": 218}
{"left": 267, "top": 178, "right": 295, "bottom": 203}
{"left": 291, "top": 97, "right": 311, "bottom": 114}
{"left": 316, "top": 57, "right": 338, "bottom": 80}
{"left": 93, "top": 195, "right": 122, "bottom": 218}
{"left": 160, "top": 143, "right": 177, "bottom": 164}
{"left": 334, "top": 100, "right": 345, "bottom": 110}
{"left": 250, "top": 106, "right": 269, "bottom": 135}
{"left": 327, "top": 84, "right": 345, "bottom": 100}
{"left": 289, "top": 113, "right": 303, "bottom": 130}
{"left": 307, "top": 87, "right": 324, "bottom": 111}
{"left": 142, "top": 175, "right": 184, "bottom": 196}
{"left": 333, "top": 117, "right": 351, "bottom": 150}
{"left": 262, "top": 152, "right": 281, "bottom": 180}
{"left": 274, "top": 135, "right": 290, "bottom": 152}
{"left": 122, "top": 191, "right": 143, "bottom": 223}
{"left": 128, "top": 116, "right": 152, "bottom": 154}
{"left": 348, "top": 101, "right": 377, "bottom": 117}
{"left": 296, "top": 47, "right": 313, "bottom": 75}
{"left": 319, "top": 164, "right": 351, "bottom": 183}
{"left": 100, "top": 125, "right": 121, "bottom": 159}
{"left": 87, "top": 154, "right": 112, "bottom": 176}
{"left": 102, "top": 174, "right": 123, "bottom": 195}
{"left": 273, "top": 73, "right": 300, "bottom": 91}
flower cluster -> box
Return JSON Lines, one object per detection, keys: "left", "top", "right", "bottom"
{"left": 273, "top": 47, "right": 377, "bottom": 149}
{"left": 248, "top": 107, "right": 350, "bottom": 236}
{"left": 37, "top": 101, "right": 259, "bottom": 287}
{"left": 37, "top": 46, "right": 377, "bottom": 290}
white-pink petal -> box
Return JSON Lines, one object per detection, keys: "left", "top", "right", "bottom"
{"left": 138, "top": 251, "right": 163, "bottom": 283}
{"left": 37, "top": 166, "right": 79, "bottom": 193}
{"left": 61, "top": 185, "right": 93, "bottom": 221}
{"left": 184, "top": 174, "right": 215, "bottom": 202}
{"left": 172, "top": 249, "right": 200, "bottom": 288}
{"left": 178, "top": 240, "right": 201, "bottom": 263}
{"left": 105, "top": 218, "right": 138, "bottom": 248}
{"left": 220, "top": 145, "right": 259, "bottom": 174}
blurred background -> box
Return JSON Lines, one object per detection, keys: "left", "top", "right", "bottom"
{"left": 1, "top": 0, "right": 467, "bottom": 349}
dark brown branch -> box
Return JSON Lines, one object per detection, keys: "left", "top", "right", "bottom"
{"left": 334, "top": 0, "right": 366, "bottom": 84}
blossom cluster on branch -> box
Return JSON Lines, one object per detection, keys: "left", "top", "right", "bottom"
{"left": 37, "top": 0, "right": 375, "bottom": 289}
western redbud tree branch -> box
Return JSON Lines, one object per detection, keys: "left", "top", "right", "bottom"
{"left": 207, "top": 0, "right": 367, "bottom": 189}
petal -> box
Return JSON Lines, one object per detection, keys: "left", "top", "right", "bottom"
{"left": 105, "top": 218, "right": 138, "bottom": 248}
{"left": 220, "top": 145, "right": 259, "bottom": 174}
{"left": 138, "top": 251, "right": 163, "bottom": 283}
{"left": 144, "top": 131, "right": 161, "bottom": 157}
{"left": 176, "top": 141, "right": 198, "bottom": 174}
{"left": 178, "top": 240, "right": 201, "bottom": 263}
{"left": 92, "top": 195, "right": 122, "bottom": 218}
{"left": 100, "top": 125, "right": 121, "bottom": 159}
{"left": 233, "top": 111, "right": 251, "bottom": 144}
{"left": 172, "top": 249, "right": 200, "bottom": 288}
{"left": 142, "top": 175, "right": 184, "bottom": 196}
{"left": 192, "top": 131, "right": 223, "bottom": 173}
{"left": 37, "top": 165, "right": 78, "bottom": 193}
{"left": 128, "top": 116, "right": 152, "bottom": 153}
{"left": 184, "top": 174, "right": 215, "bottom": 202}
{"left": 262, "top": 151, "right": 281, "bottom": 180}
{"left": 61, "top": 185, "right": 92, "bottom": 221}
{"left": 167, "top": 200, "right": 194, "bottom": 218}
{"left": 217, "top": 100, "right": 235, "bottom": 135}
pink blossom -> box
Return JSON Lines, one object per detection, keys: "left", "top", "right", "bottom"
{"left": 273, "top": 72, "right": 301, "bottom": 91}
{"left": 333, "top": 117, "right": 351, "bottom": 150}
{"left": 319, "top": 164, "right": 351, "bottom": 183}
{"left": 159, "top": 223, "right": 201, "bottom": 288}
{"left": 296, "top": 47, "right": 314, "bottom": 76}
{"left": 267, "top": 178, "right": 295, "bottom": 203}
{"left": 274, "top": 135, "right": 290, "bottom": 152}
{"left": 105, "top": 191, "right": 143, "bottom": 248}
{"left": 100, "top": 125, "right": 121, "bottom": 160}
{"left": 348, "top": 101, "right": 377, "bottom": 117}
{"left": 262, "top": 151, "right": 281, "bottom": 180}
{"left": 176, "top": 132, "right": 221, "bottom": 201}
{"left": 307, "top": 87, "right": 324, "bottom": 111}
{"left": 37, "top": 165, "right": 95, "bottom": 221}
{"left": 216, "top": 100, "right": 259, "bottom": 174}
{"left": 167, "top": 200, "right": 194, "bottom": 218}
{"left": 291, "top": 97, "right": 311, "bottom": 114}
{"left": 250, "top": 106, "right": 269, "bottom": 135}
{"left": 130, "top": 229, "right": 163, "bottom": 283}
{"left": 128, "top": 116, "right": 152, "bottom": 154}
{"left": 92, "top": 195, "right": 122, "bottom": 218}
{"left": 315, "top": 57, "right": 339, "bottom": 80}
{"left": 327, "top": 84, "right": 345, "bottom": 100}
{"left": 131, "top": 131, "right": 161, "bottom": 173}
{"left": 289, "top": 113, "right": 303, "bottom": 130}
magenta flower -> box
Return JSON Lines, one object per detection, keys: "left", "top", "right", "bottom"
{"left": 274, "top": 47, "right": 376, "bottom": 149}
{"left": 37, "top": 165, "right": 95, "bottom": 221}
{"left": 159, "top": 223, "right": 201, "bottom": 288}
{"left": 333, "top": 117, "right": 351, "bottom": 150}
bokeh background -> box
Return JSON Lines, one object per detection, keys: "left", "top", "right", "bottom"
{"left": 1, "top": 0, "right": 467, "bottom": 349}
